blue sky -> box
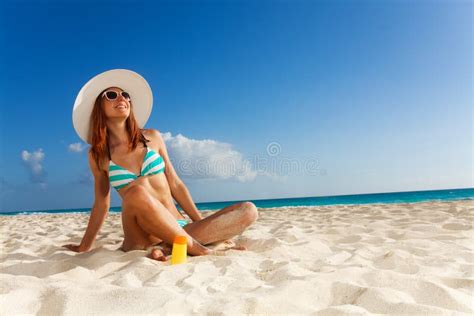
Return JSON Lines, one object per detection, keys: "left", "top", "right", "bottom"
{"left": 0, "top": 0, "right": 472, "bottom": 212}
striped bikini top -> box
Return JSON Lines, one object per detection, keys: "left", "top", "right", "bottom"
{"left": 108, "top": 141, "right": 166, "bottom": 191}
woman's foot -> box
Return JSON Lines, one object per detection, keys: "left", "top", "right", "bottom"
{"left": 208, "top": 239, "right": 247, "bottom": 251}
{"left": 147, "top": 245, "right": 172, "bottom": 261}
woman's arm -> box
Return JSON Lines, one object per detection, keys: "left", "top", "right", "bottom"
{"left": 170, "top": 182, "right": 203, "bottom": 222}
{"left": 152, "top": 129, "right": 203, "bottom": 222}
{"left": 78, "top": 204, "right": 109, "bottom": 250}
{"left": 63, "top": 152, "right": 111, "bottom": 252}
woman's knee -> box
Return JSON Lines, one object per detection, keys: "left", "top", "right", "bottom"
{"left": 122, "top": 185, "right": 154, "bottom": 213}
{"left": 238, "top": 201, "right": 258, "bottom": 226}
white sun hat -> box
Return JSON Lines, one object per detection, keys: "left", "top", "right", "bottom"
{"left": 72, "top": 69, "right": 153, "bottom": 144}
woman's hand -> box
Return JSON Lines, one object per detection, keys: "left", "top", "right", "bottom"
{"left": 62, "top": 243, "right": 91, "bottom": 253}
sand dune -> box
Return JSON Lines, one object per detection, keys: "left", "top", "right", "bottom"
{"left": 1, "top": 200, "right": 473, "bottom": 315}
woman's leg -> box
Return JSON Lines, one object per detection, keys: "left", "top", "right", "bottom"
{"left": 183, "top": 201, "right": 259, "bottom": 246}
{"left": 120, "top": 185, "right": 211, "bottom": 256}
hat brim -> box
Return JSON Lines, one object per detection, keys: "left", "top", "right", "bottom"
{"left": 72, "top": 69, "right": 153, "bottom": 144}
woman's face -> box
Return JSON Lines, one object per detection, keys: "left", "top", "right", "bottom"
{"left": 101, "top": 87, "right": 131, "bottom": 119}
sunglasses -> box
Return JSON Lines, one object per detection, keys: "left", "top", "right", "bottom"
{"left": 102, "top": 90, "right": 131, "bottom": 101}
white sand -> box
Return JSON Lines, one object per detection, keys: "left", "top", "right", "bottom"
{"left": 1, "top": 200, "right": 473, "bottom": 315}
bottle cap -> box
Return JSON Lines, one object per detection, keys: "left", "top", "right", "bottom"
{"left": 174, "top": 235, "right": 187, "bottom": 245}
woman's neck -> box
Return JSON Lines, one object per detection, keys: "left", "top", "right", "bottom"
{"left": 107, "top": 122, "right": 129, "bottom": 147}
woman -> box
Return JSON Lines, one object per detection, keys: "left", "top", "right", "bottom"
{"left": 64, "top": 69, "right": 258, "bottom": 261}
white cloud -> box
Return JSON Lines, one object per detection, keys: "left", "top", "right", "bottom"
{"left": 161, "top": 132, "right": 258, "bottom": 182}
{"left": 21, "top": 148, "right": 47, "bottom": 186}
{"left": 21, "top": 148, "right": 44, "bottom": 174}
{"left": 68, "top": 142, "right": 87, "bottom": 153}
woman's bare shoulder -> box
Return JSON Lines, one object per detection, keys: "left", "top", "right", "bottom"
{"left": 87, "top": 150, "right": 109, "bottom": 175}
{"left": 143, "top": 128, "right": 162, "bottom": 152}
{"left": 143, "top": 128, "right": 161, "bottom": 137}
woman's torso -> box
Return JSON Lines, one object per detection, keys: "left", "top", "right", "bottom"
{"left": 103, "top": 129, "right": 184, "bottom": 220}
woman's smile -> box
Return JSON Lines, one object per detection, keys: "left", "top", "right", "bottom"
{"left": 116, "top": 103, "right": 128, "bottom": 110}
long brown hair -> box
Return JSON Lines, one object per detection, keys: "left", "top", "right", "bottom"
{"left": 88, "top": 87, "right": 149, "bottom": 172}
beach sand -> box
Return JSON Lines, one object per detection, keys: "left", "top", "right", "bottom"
{"left": 1, "top": 200, "right": 473, "bottom": 315}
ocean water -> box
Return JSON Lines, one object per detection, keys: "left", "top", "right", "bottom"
{"left": 1, "top": 188, "right": 472, "bottom": 216}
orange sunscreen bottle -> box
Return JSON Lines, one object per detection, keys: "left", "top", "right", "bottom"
{"left": 171, "top": 235, "right": 187, "bottom": 265}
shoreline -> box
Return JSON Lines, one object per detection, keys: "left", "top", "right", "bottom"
{"left": 1, "top": 197, "right": 473, "bottom": 217}
{"left": 2, "top": 187, "right": 472, "bottom": 216}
